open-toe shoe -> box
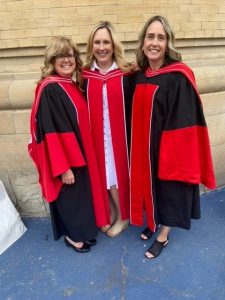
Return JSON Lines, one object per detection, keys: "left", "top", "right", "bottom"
{"left": 99, "top": 225, "right": 111, "bottom": 233}
{"left": 106, "top": 221, "right": 129, "bottom": 238}
{"left": 145, "top": 237, "right": 169, "bottom": 259}
{"left": 140, "top": 227, "right": 154, "bottom": 240}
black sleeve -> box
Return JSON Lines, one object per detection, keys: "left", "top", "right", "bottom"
{"left": 165, "top": 72, "right": 206, "bottom": 130}
{"left": 36, "top": 83, "right": 81, "bottom": 143}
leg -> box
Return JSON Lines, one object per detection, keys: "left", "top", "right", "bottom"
{"left": 106, "top": 186, "right": 129, "bottom": 237}
{"left": 145, "top": 225, "right": 170, "bottom": 259}
{"left": 108, "top": 192, "right": 118, "bottom": 224}
{"left": 156, "top": 225, "right": 170, "bottom": 242}
{"left": 99, "top": 192, "right": 117, "bottom": 232}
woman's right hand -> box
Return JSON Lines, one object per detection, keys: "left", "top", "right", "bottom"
{"left": 61, "top": 169, "right": 75, "bottom": 185}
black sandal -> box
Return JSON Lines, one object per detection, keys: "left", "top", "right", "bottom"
{"left": 145, "top": 237, "right": 169, "bottom": 259}
{"left": 140, "top": 227, "right": 154, "bottom": 240}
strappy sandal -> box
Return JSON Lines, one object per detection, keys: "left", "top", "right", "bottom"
{"left": 145, "top": 237, "right": 169, "bottom": 259}
{"left": 140, "top": 227, "right": 154, "bottom": 240}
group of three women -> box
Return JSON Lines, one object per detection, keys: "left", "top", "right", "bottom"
{"left": 29, "top": 15, "right": 216, "bottom": 259}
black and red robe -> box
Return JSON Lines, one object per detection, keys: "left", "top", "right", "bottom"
{"left": 130, "top": 62, "right": 216, "bottom": 232}
{"left": 28, "top": 76, "right": 108, "bottom": 228}
{"left": 82, "top": 68, "right": 134, "bottom": 222}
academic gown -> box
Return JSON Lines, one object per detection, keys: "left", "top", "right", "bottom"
{"left": 28, "top": 76, "right": 108, "bottom": 240}
{"left": 82, "top": 69, "right": 134, "bottom": 223}
{"left": 130, "top": 62, "right": 216, "bottom": 232}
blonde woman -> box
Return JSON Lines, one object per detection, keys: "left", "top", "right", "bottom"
{"left": 29, "top": 36, "right": 107, "bottom": 252}
{"left": 82, "top": 21, "right": 135, "bottom": 237}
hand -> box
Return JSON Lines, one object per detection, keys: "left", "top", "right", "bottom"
{"left": 61, "top": 169, "right": 75, "bottom": 185}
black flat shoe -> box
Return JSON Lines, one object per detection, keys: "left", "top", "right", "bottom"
{"left": 85, "top": 239, "right": 97, "bottom": 246}
{"left": 64, "top": 237, "right": 90, "bottom": 253}
{"left": 145, "top": 237, "right": 169, "bottom": 259}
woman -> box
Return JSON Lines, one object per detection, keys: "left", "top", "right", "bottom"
{"left": 82, "top": 21, "right": 134, "bottom": 237}
{"left": 130, "top": 16, "right": 216, "bottom": 258}
{"left": 28, "top": 36, "right": 107, "bottom": 253}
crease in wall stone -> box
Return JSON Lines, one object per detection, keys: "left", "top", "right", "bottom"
{"left": 6, "top": 169, "right": 49, "bottom": 217}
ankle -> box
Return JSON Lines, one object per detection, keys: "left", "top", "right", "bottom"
{"left": 157, "top": 234, "right": 169, "bottom": 242}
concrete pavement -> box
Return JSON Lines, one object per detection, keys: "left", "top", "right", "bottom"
{"left": 0, "top": 187, "right": 225, "bottom": 300}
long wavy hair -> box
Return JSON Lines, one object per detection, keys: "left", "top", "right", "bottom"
{"left": 84, "top": 20, "right": 132, "bottom": 72}
{"left": 39, "top": 36, "right": 83, "bottom": 89}
{"left": 136, "top": 15, "right": 182, "bottom": 72}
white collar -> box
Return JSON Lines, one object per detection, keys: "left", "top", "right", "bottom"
{"left": 91, "top": 61, "right": 118, "bottom": 73}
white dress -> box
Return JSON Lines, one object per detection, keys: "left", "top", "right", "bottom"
{"left": 91, "top": 61, "right": 118, "bottom": 189}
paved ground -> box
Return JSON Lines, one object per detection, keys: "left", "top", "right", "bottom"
{"left": 0, "top": 187, "right": 225, "bottom": 300}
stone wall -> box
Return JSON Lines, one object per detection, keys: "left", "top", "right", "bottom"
{"left": 0, "top": 1, "right": 225, "bottom": 216}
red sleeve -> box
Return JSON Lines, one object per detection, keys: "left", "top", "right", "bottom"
{"left": 158, "top": 126, "right": 216, "bottom": 189}
{"left": 45, "top": 132, "right": 86, "bottom": 178}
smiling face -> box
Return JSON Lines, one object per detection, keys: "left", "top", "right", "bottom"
{"left": 53, "top": 48, "right": 76, "bottom": 78}
{"left": 142, "top": 20, "right": 168, "bottom": 70}
{"left": 92, "top": 27, "right": 114, "bottom": 70}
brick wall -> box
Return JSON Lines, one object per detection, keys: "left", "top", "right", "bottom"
{"left": 1, "top": 0, "right": 225, "bottom": 48}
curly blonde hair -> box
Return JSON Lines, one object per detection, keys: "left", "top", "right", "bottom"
{"left": 84, "top": 21, "right": 133, "bottom": 72}
{"left": 40, "top": 36, "right": 83, "bottom": 89}
{"left": 136, "top": 15, "right": 182, "bottom": 72}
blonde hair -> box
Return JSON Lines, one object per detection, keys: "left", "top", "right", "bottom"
{"left": 40, "top": 36, "right": 83, "bottom": 89}
{"left": 136, "top": 15, "right": 182, "bottom": 71}
{"left": 85, "top": 21, "right": 132, "bottom": 72}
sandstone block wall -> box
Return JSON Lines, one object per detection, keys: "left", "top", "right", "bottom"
{"left": 0, "top": 1, "right": 225, "bottom": 216}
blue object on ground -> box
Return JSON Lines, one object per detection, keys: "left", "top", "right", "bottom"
{"left": 0, "top": 187, "right": 225, "bottom": 300}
